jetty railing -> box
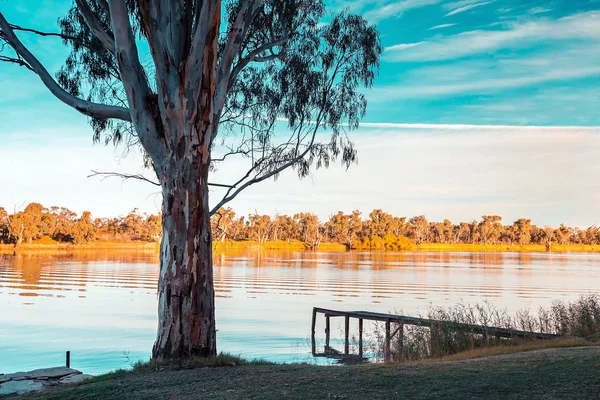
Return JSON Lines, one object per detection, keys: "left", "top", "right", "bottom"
{"left": 311, "top": 307, "right": 561, "bottom": 361}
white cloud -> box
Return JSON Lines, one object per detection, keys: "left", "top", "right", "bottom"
{"left": 384, "top": 42, "right": 426, "bottom": 51}
{"left": 3, "top": 121, "right": 600, "bottom": 227}
{"left": 363, "top": 0, "right": 442, "bottom": 23}
{"left": 369, "top": 64, "right": 600, "bottom": 100}
{"left": 385, "top": 11, "right": 600, "bottom": 62}
{"left": 357, "top": 123, "right": 600, "bottom": 131}
{"left": 210, "top": 124, "right": 600, "bottom": 227}
{"left": 529, "top": 7, "right": 552, "bottom": 15}
{"left": 429, "top": 23, "right": 457, "bottom": 30}
{"left": 444, "top": 0, "right": 495, "bottom": 17}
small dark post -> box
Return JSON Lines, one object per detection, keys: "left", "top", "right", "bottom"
{"left": 325, "top": 315, "right": 331, "bottom": 350}
{"left": 311, "top": 308, "right": 317, "bottom": 355}
{"left": 358, "top": 318, "right": 364, "bottom": 359}
{"left": 344, "top": 315, "right": 350, "bottom": 355}
{"left": 66, "top": 351, "right": 71, "bottom": 368}
{"left": 385, "top": 319, "right": 391, "bottom": 361}
{"left": 398, "top": 323, "right": 404, "bottom": 361}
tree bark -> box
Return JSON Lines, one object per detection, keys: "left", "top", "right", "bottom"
{"left": 152, "top": 151, "right": 216, "bottom": 359}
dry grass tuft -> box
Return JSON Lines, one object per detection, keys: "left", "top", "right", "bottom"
{"left": 427, "top": 338, "right": 597, "bottom": 363}
{"left": 364, "top": 295, "right": 600, "bottom": 363}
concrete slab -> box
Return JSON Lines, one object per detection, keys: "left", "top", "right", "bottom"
{"left": 0, "top": 380, "right": 45, "bottom": 396}
{"left": 26, "top": 367, "right": 81, "bottom": 380}
{"left": 0, "top": 372, "right": 29, "bottom": 382}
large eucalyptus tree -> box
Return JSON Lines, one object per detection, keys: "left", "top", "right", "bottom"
{"left": 0, "top": 1, "right": 381, "bottom": 359}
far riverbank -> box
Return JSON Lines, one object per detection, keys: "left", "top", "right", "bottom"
{"left": 1, "top": 240, "right": 598, "bottom": 255}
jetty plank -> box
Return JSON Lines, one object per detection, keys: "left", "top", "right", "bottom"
{"left": 313, "top": 307, "right": 561, "bottom": 341}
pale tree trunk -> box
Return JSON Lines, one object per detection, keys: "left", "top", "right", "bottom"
{"left": 152, "top": 142, "right": 216, "bottom": 359}
{"left": 149, "top": 0, "right": 223, "bottom": 359}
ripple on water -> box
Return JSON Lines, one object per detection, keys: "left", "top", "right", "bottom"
{"left": 1, "top": 251, "right": 599, "bottom": 374}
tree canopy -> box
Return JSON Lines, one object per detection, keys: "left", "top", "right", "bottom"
{"left": 0, "top": 0, "right": 382, "bottom": 359}
{"left": 1, "top": 2, "right": 381, "bottom": 211}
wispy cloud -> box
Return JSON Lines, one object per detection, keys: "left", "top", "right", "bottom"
{"left": 385, "top": 42, "right": 425, "bottom": 51}
{"left": 444, "top": 0, "right": 495, "bottom": 17}
{"left": 369, "top": 63, "right": 600, "bottom": 100}
{"left": 429, "top": 23, "right": 457, "bottom": 30}
{"left": 363, "top": 0, "right": 442, "bottom": 23}
{"left": 385, "top": 11, "right": 600, "bottom": 62}
{"left": 358, "top": 122, "right": 600, "bottom": 131}
{"left": 212, "top": 124, "right": 600, "bottom": 226}
{"left": 529, "top": 7, "right": 553, "bottom": 15}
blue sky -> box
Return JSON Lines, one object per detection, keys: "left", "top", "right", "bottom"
{"left": 339, "top": 0, "right": 600, "bottom": 126}
{"left": 1, "top": 0, "right": 600, "bottom": 226}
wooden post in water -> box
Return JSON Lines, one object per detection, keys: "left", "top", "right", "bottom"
{"left": 66, "top": 351, "right": 70, "bottom": 368}
{"left": 325, "top": 315, "right": 331, "bottom": 351}
{"left": 358, "top": 318, "right": 364, "bottom": 359}
{"left": 311, "top": 308, "right": 317, "bottom": 355}
{"left": 385, "top": 319, "right": 391, "bottom": 361}
{"left": 344, "top": 315, "right": 350, "bottom": 355}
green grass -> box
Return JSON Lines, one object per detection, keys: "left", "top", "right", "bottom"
{"left": 131, "top": 353, "right": 274, "bottom": 372}
{"left": 18, "top": 346, "right": 600, "bottom": 399}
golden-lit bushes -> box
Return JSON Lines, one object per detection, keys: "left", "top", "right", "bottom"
{"left": 354, "top": 235, "right": 416, "bottom": 251}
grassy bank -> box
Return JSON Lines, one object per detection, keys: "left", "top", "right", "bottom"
{"left": 20, "top": 346, "right": 600, "bottom": 399}
{"left": 2, "top": 240, "right": 598, "bottom": 255}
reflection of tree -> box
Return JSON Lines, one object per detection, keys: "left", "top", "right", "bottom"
{"left": 517, "top": 253, "right": 533, "bottom": 265}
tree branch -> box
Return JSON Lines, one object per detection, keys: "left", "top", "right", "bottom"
{"left": 227, "top": 38, "right": 286, "bottom": 91}
{"left": 8, "top": 24, "right": 79, "bottom": 41}
{"left": 75, "top": 0, "right": 115, "bottom": 54}
{"left": 88, "top": 170, "right": 160, "bottom": 186}
{"left": 107, "top": 0, "right": 166, "bottom": 164}
{"left": 212, "top": 0, "right": 265, "bottom": 142}
{"left": 210, "top": 123, "right": 320, "bottom": 214}
{"left": 0, "top": 12, "right": 131, "bottom": 121}
{"left": 89, "top": 170, "right": 234, "bottom": 188}
{"left": 0, "top": 55, "right": 33, "bottom": 71}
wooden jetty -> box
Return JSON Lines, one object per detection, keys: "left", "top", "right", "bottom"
{"left": 311, "top": 307, "right": 561, "bottom": 361}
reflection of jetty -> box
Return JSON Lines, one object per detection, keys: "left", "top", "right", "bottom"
{"left": 311, "top": 307, "right": 561, "bottom": 361}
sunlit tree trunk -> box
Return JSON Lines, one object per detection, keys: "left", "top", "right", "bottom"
{"left": 144, "top": 0, "right": 221, "bottom": 359}
{"left": 153, "top": 133, "right": 216, "bottom": 359}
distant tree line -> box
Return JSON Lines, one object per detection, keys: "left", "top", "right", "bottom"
{"left": 211, "top": 208, "right": 600, "bottom": 250}
{"left": 1, "top": 203, "right": 598, "bottom": 249}
{"left": 0, "top": 203, "right": 161, "bottom": 246}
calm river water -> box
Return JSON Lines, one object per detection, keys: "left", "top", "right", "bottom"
{"left": 1, "top": 250, "right": 599, "bottom": 375}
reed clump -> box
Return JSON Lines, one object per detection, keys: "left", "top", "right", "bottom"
{"left": 366, "top": 294, "right": 600, "bottom": 362}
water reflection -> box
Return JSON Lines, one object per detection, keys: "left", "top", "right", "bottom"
{"left": 1, "top": 250, "right": 599, "bottom": 375}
